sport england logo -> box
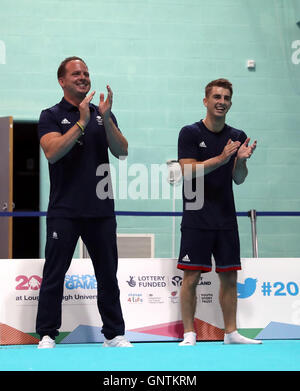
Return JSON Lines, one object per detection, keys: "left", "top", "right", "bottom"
{"left": 237, "top": 278, "right": 257, "bottom": 299}
{"left": 172, "top": 276, "right": 183, "bottom": 287}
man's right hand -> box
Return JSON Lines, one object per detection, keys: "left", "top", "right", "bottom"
{"left": 219, "top": 139, "right": 241, "bottom": 165}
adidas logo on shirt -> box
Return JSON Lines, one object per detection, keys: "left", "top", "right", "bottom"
{"left": 199, "top": 141, "right": 207, "bottom": 148}
{"left": 61, "top": 118, "right": 71, "bottom": 124}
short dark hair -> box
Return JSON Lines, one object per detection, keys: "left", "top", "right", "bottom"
{"left": 57, "top": 56, "right": 87, "bottom": 79}
{"left": 205, "top": 78, "right": 233, "bottom": 98}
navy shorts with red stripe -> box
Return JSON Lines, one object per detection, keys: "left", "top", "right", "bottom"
{"left": 177, "top": 228, "right": 241, "bottom": 273}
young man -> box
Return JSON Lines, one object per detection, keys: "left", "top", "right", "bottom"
{"left": 177, "top": 78, "right": 261, "bottom": 345}
{"left": 36, "top": 56, "right": 132, "bottom": 348}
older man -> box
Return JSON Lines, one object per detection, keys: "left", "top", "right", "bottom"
{"left": 36, "top": 56, "right": 131, "bottom": 348}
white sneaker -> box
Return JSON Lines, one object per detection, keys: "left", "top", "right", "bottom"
{"left": 38, "top": 335, "right": 56, "bottom": 349}
{"left": 103, "top": 335, "right": 133, "bottom": 347}
{"left": 178, "top": 331, "right": 197, "bottom": 346}
{"left": 224, "top": 330, "right": 262, "bottom": 345}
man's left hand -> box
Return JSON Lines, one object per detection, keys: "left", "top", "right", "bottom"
{"left": 99, "top": 85, "right": 113, "bottom": 121}
{"left": 237, "top": 138, "right": 257, "bottom": 160}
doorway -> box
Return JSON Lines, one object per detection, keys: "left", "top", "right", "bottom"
{"left": 13, "top": 121, "right": 40, "bottom": 258}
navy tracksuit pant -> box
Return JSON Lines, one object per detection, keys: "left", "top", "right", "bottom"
{"left": 36, "top": 217, "right": 125, "bottom": 340}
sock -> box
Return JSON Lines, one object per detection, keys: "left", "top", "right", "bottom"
{"left": 179, "top": 331, "right": 197, "bottom": 346}
{"left": 224, "top": 330, "right": 262, "bottom": 345}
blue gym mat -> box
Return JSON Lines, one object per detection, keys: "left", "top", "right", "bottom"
{"left": 0, "top": 340, "right": 299, "bottom": 372}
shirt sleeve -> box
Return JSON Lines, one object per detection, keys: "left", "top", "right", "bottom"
{"left": 178, "top": 126, "right": 199, "bottom": 160}
{"left": 38, "top": 109, "right": 62, "bottom": 140}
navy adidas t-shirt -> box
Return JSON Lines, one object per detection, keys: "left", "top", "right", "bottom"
{"left": 38, "top": 98, "right": 117, "bottom": 218}
{"left": 178, "top": 120, "right": 247, "bottom": 230}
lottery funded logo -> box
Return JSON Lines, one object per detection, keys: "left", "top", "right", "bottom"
{"left": 126, "top": 275, "right": 167, "bottom": 288}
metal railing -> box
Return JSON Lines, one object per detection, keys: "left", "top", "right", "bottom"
{"left": 1, "top": 210, "right": 300, "bottom": 258}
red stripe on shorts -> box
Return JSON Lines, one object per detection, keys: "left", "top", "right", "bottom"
{"left": 216, "top": 266, "right": 242, "bottom": 272}
{"left": 177, "top": 264, "right": 211, "bottom": 272}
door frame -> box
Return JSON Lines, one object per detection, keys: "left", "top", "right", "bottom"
{"left": 0, "top": 116, "right": 13, "bottom": 258}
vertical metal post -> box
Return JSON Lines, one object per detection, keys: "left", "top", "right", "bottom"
{"left": 166, "top": 160, "right": 182, "bottom": 258}
{"left": 248, "top": 209, "right": 258, "bottom": 258}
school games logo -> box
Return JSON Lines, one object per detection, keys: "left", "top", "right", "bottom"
{"left": 15, "top": 275, "right": 42, "bottom": 290}
{"left": 15, "top": 274, "right": 97, "bottom": 290}
{"left": 65, "top": 274, "right": 97, "bottom": 290}
{"left": 14, "top": 274, "right": 98, "bottom": 304}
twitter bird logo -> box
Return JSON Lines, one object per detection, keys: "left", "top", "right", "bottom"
{"left": 237, "top": 278, "right": 257, "bottom": 299}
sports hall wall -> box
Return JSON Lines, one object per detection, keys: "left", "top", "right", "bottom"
{"left": 0, "top": 0, "right": 299, "bottom": 259}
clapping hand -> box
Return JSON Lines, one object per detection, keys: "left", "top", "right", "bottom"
{"left": 99, "top": 85, "right": 113, "bottom": 121}
{"left": 237, "top": 138, "right": 257, "bottom": 160}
